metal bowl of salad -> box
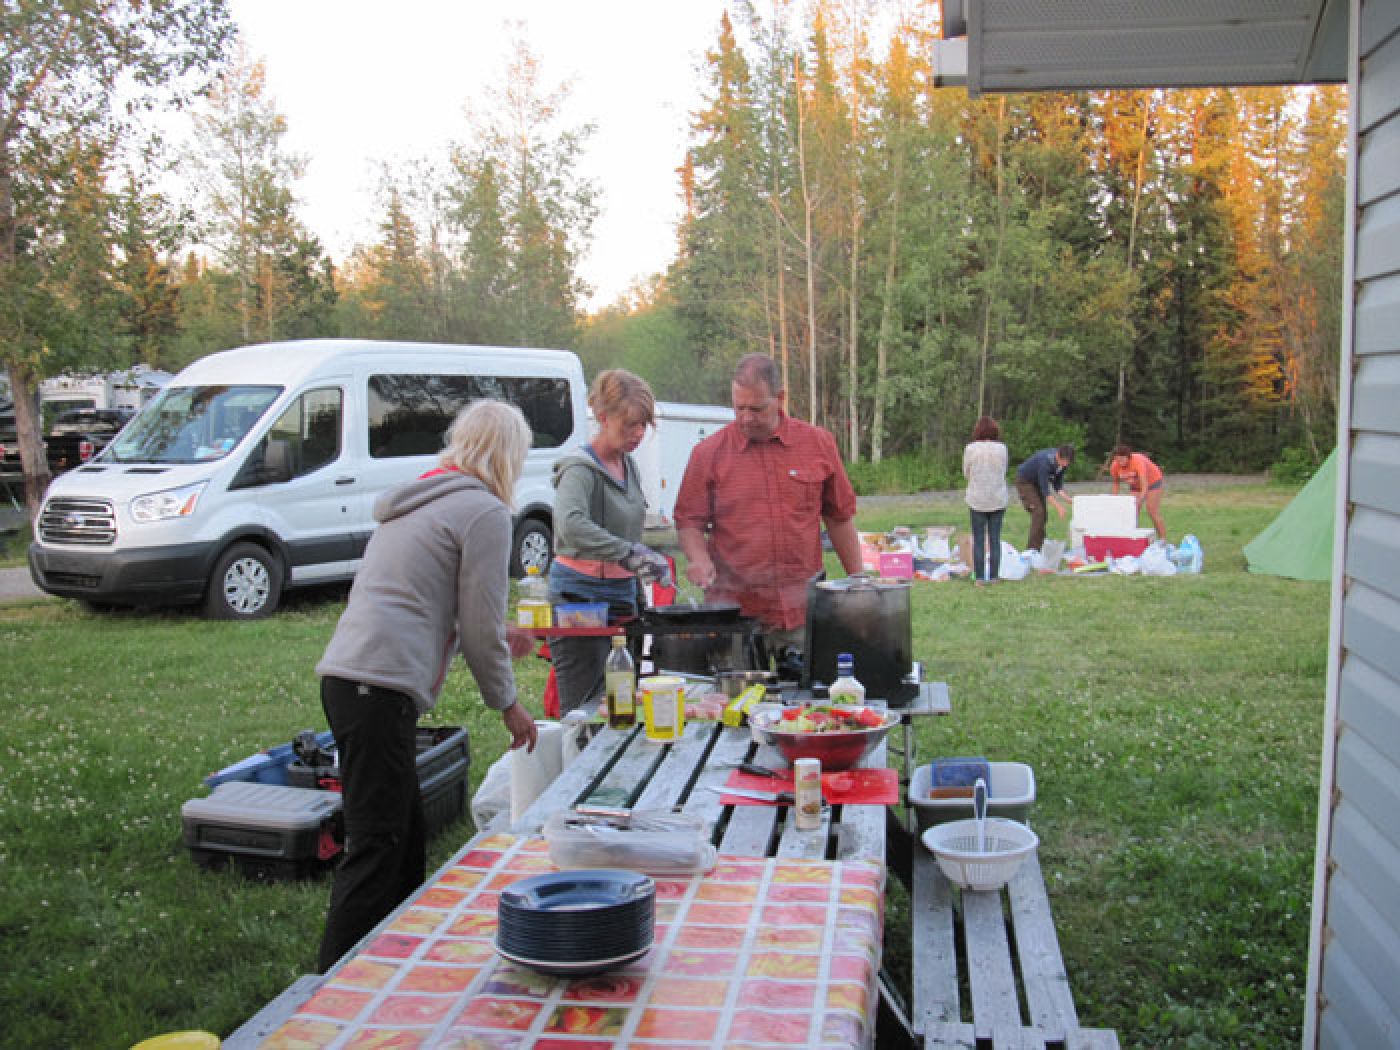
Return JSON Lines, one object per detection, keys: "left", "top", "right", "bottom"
{"left": 750, "top": 705, "right": 899, "bottom": 771}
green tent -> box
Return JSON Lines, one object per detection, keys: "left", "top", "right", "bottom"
{"left": 1243, "top": 448, "right": 1337, "bottom": 582}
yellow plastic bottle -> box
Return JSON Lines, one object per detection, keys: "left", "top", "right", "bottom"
{"left": 517, "top": 566, "right": 552, "bottom": 628}
{"left": 642, "top": 675, "right": 685, "bottom": 742}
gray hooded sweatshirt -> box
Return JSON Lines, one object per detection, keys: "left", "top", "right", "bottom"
{"left": 551, "top": 450, "right": 647, "bottom": 562}
{"left": 316, "top": 470, "right": 516, "bottom": 715}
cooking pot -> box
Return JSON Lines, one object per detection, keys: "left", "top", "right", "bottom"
{"left": 640, "top": 602, "right": 742, "bottom": 625}
{"left": 802, "top": 576, "right": 915, "bottom": 705}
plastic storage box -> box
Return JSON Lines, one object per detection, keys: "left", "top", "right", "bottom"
{"left": 909, "top": 761, "right": 1036, "bottom": 831}
{"left": 553, "top": 602, "right": 608, "bottom": 627}
{"left": 182, "top": 782, "right": 343, "bottom": 879}
{"left": 283, "top": 726, "right": 471, "bottom": 839}
{"left": 204, "top": 730, "right": 336, "bottom": 788}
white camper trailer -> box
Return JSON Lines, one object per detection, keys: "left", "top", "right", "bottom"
{"left": 632, "top": 401, "right": 734, "bottom": 528}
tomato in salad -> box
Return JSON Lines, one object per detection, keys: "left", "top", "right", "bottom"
{"left": 775, "top": 704, "right": 887, "bottom": 733}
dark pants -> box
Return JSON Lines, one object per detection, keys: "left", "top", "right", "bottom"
{"left": 1015, "top": 479, "right": 1049, "bottom": 552}
{"left": 548, "top": 572, "right": 638, "bottom": 716}
{"left": 316, "top": 676, "right": 425, "bottom": 973}
{"left": 968, "top": 507, "right": 1005, "bottom": 582}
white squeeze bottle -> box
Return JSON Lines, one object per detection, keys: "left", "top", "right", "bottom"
{"left": 828, "top": 653, "right": 866, "bottom": 706}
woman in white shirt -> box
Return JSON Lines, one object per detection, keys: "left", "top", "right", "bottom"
{"left": 962, "top": 416, "right": 1010, "bottom": 586}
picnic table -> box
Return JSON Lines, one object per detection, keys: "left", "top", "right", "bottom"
{"left": 223, "top": 677, "right": 1116, "bottom": 1048}
{"left": 225, "top": 685, "right": 932, "bottom": 1048}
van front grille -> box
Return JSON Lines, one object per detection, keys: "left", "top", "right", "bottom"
{"left": 39, "top": 498, "right": 117, "bottom": 545}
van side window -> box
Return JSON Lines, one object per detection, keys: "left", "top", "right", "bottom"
{"left": 367, "top": 373, "right": 573, "bottom": 458}
{"left": 230, "top": 387, "right": 342, "bottom": 489}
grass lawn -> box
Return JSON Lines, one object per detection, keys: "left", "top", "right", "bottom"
{"left": 0, "top": 481, "right": 1327, "bottom": 1048}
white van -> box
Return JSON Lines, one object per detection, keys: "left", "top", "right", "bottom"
{"left": 27, "top": 339, "right": 588, "bottom": 618}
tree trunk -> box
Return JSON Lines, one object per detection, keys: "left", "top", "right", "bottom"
{"left": 976, "top": 97, "right": 1007, "bottom": 419}
{"left": 847, "top": 214, "right": 861, "bottom": 461}
{"left": 5, "top": 361, "right": 52, "bottom": 521}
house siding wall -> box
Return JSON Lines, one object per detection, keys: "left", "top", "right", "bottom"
{"left": 1316, "top": 0, "right": 1400, "bottom": 1044}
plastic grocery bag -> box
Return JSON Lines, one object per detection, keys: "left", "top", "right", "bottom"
{"left": 998, "top": 542, "right": 1029, "bottom": 580}
{"left": 1110, "top": 555, "right": 1141, "bottom": 574}
{"left": 471, "top": 749, "right": 513, "bottom": 831}
{"left": 1140, "top": 541, "right": 1177, "bottom": 576}
{"left": 1175, "top": 534, "right": 1204, "bottom": 573}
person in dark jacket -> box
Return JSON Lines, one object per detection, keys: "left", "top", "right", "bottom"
{"left": 1014, "top": 444, "right": 1075, "bottom": 552}
{"left": 314, "top": 399, "right": 539, "bottom": 972}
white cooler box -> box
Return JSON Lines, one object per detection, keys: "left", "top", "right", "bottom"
{"left": 182, "top": 782, "right": 343, "bottom": 880}
{"left": 1070, "top": 494, "right": 1137, "bottom": 549}
{"left": 909, "top": 761, "right": 1036, "bottom": 831}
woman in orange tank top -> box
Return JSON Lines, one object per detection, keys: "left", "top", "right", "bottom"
{"left": 1109, "top": 444, "right": 1166, "bottom": 540}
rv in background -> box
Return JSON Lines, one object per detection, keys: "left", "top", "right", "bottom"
{"left": 632, "top": 401, "right": 734, "bottom": 528}
{"left": 40, "top": 366, "right": 172, "bottom": 424}
{"left": 28, "top": 340, "right": 588, "bottom": 618}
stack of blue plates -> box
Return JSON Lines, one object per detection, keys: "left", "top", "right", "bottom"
{"left": 496, "top": 868, "right": 655, "bottom": 977}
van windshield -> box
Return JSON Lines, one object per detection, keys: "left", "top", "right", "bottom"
{"left": 107, "top": 385, "right": 282, "bottom": 464}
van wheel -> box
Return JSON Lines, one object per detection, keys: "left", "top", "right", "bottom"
{"left": 206, "top": 542, "right": 283, "bottom": 620}
{"left": 511, "top": 519, "right": 552, "bottom": 579}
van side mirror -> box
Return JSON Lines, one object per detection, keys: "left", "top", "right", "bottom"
{"left": 263, "top": 439, "right": 293, "bottom": 482}
{"left": 230, "top": 437, "right": 293, "bottom": 490}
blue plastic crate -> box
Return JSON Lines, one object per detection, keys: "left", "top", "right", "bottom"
{"left": 204, "top": 731, "right": 335, "bottom": 789}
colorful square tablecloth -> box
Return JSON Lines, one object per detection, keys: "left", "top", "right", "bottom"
{"left": 262, "top": 833, "right": 885, "bottom": 1048}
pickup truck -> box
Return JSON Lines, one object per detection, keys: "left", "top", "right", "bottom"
{"left": 44, "top": 408, "right": 134, "bottom": 475}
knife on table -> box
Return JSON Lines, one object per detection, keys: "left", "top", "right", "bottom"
{"left": 706, "top": 785, "right": 795, "bottom": 805}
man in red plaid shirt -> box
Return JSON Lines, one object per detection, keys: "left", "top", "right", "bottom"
{"left": 674, "top": 354, "right": 865, "bottom": 655}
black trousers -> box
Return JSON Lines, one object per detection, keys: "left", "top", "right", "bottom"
{"left": 316, "top": 676, "right": 425, "bottom": 973}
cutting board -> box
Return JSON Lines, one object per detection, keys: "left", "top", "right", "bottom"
{"left": 721, "top": 767, "right": 898, "bottom": 806}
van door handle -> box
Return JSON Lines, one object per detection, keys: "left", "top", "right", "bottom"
{"left": 335, "top": 476, "right": 356, "bottom": 486}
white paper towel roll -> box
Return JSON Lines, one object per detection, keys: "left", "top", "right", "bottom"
{"left": 510, "top": 720, "right": 565, "bottom": 823}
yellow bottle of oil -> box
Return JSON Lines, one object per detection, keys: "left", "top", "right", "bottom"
{"left": 605, "top": 636, "right": 637, "bottom": 728}
{"left": 516, "top": 566, "right": 552, "bottom": 628}
{"left": 642, "top": 675, "right": 685, "bottom": 742}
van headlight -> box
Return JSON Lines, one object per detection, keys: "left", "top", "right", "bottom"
{"left": 130, "top": 481, "right": 207, "bottom": 522}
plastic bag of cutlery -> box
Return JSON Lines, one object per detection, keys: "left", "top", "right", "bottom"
{"left": 544, "top": 808, "right": 718, "bottom": 875}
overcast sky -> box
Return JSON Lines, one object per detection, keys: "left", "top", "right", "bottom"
{"left": 225, "top": 0, "right": 731, "bottom": 308}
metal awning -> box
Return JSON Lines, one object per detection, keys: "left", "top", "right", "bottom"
{"left": 935, "top": 0, "right": 1349, "bottom": 95}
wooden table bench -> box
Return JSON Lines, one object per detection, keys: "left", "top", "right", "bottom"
{"left": 907, "top": 839, "right": 1121, "bottom": 1049}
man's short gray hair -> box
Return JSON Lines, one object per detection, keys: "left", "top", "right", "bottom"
{"left": 733, "top": 353, "right": 782, "bottom": 395}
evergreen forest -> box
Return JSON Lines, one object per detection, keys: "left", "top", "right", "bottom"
{"left": 2, "top": 3, "right": 1347, "bottom": 516}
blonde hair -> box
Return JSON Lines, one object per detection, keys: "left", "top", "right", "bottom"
{"left": 589, "top": 369, "right": 655, "bottom": 428}
{"left": 440, "top": 400, "right": 531, "bottom": 506}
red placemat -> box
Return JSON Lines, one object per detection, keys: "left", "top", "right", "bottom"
{"left": 722, "top": 767, "right": 898, "bottom": 805}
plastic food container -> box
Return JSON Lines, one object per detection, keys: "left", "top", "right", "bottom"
{"left": 554, "top": 602, "right": 609, "bottom": 628}
{"left": 909, "top": 761, "right": 1036, "bottom": 831}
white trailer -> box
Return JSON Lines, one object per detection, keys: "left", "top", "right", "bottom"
{"left": 633, "top": 401, "right": 733, "bottom": 527}
{"left": 39, "top": 366, "right": 172, "bottom": 417}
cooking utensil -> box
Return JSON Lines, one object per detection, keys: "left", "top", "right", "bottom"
{"left": 706, "top": 784, "right": 795, "bottom": 805}
{"left": 803, "top": 576, "right": 916, "bottom": 705}
{"left": 749, "top": 706, "right": 900, "bottom": 771}
{"left": 974, "top": 778, "right": 987, "bottom": 852}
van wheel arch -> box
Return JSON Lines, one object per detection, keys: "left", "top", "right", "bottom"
{"left": 205, "top": 540, "right": 284, "bottom": 620}
{"left": 510, "top": 516, "right": 552, "bottom": 579}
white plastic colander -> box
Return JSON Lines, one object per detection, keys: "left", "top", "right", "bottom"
{"left": 920, "top": 779, "right": 1039, "bottom": 891}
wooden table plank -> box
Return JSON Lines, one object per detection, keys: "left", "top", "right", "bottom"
{"left": 964, "top": 887, "right": 1022, "bottom": 1030}
{"left": 509, "top": 725, "right": 635, "bottom": 832}
{"left": 1008, "top": 852, "right": 1079, "bottom": 1040}
{"left": 911, "top": 847, "right": 961, "bottom": 1030}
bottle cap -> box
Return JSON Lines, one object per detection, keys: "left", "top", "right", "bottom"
{"left": 837, "top": 652, "right": 853, "bottom": 669}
